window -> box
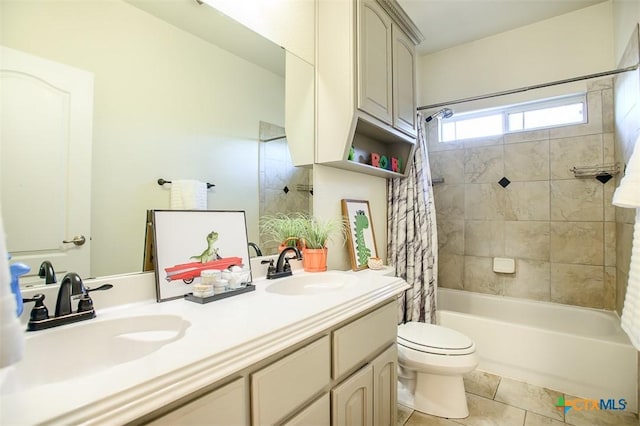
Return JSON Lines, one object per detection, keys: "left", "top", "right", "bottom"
{"left": 439, "top": 94, "right": 587, "bottom": 142}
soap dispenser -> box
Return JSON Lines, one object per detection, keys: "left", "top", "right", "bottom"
{"left": 8, "top": 257, "right": 29, "bottom": 316}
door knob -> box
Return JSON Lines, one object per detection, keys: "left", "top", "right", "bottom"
{"left": 62, "top": 235, "right": 86, "bottom": 246}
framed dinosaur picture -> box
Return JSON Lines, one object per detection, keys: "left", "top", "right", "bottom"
{"left": 341, "top": 199, "right": 378, "bottom": 271}
{"left": 150, "top": 210, "right": 252, "bottom": 302}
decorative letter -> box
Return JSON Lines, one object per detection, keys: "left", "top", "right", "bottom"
{"left": 379, "top": 155, "right": 388, "bottom": 170}
{"left": 370, "top": 153, "right": 380, "bottom": 167}
{"left": 391, "top": 157, "right": 399, "bottom": 172}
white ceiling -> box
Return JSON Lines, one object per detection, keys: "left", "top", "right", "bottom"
{"left": 397, "top": 0, "right": 608, "bottom": 55}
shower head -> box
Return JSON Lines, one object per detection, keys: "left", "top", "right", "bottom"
{"left": 425, "top": 108, "right": 454, "bottom": 123}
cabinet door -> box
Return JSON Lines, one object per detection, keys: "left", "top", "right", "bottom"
{"left": 372, "top": 345, "right": 398, "bottom": 426}
{"left": 331, "top": 365, "right": 374, "bottom": 426}
{"left": 147, "top": 378, "right": 247, "bottom": 425}
{"left": 392, "top": 25, "right": 417, "bottom": 137}
{"left": 357, "top": 0, "right": 393, "bottom": 125}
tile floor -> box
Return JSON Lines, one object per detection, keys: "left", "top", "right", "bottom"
{"left": 397, "top": 370, "right": 638, "bottom": 426}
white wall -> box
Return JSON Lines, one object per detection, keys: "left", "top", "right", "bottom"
{"left": 417, "top": 1, "right": 615, "bottom": 113}
{"left": 2, "top": 0, "right": 285, "bottom": 277}
{"left": 313, "top": 165, "right": 388, "bottom": 271}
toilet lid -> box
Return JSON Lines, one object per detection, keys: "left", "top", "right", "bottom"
{"left": 398, "top": 322, "right": 475, "bottom": 355}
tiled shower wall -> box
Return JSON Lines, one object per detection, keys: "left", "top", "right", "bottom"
{"left": 428, "top": 79, "right": 617, "bottom": 310}
{"left": 258, "top": 138, "right": 312, "bottom": 255}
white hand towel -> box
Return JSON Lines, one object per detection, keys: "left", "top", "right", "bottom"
{"left": 614, "top": 137, "right": 640, "bottom": 350}
{"left": 169, "top": 180, "right": 208, "bottom": 210}
{"left": 0, "top": 209, "right": 24, "bottom": 368}
{"left": 612, "top": 136, "right": 640, "bottom": 209}
{"left": 621, "top": 209, "right": 640, "bottom": 350}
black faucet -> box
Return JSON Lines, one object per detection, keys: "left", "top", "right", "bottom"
{"left": 266, "top": 247, "right": 302, "bottom": 279}
{"left": 23, "top": 272, "right": 112, "bottom": 331}
{"left": 38, "top": 261, "right": 56, "bottom": 284}
{"left": 248, "top": 242, "right": 263, "bottom": 257}
{"left": 55, "top": 272, "right": 87, "bottom": 317}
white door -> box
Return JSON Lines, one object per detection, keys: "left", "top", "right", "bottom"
{"left": 0, "top": 46, "right": 93, "bottom": 283}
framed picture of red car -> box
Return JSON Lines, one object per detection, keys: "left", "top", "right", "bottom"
{"left": 151, "top": 210, "right": 252, "bottom": 302}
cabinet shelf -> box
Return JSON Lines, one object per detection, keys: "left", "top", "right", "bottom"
{"left": 348, "top": 112, "right": 416, "bottom": 177}
{"left": 324, "top": 159, "right": 406, "bottom": 179}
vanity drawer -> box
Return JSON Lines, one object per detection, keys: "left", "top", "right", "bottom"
{"left": 147, "top": 377, "right": 246, "bottom": 425}
{"left": 251, "top": 335, "right": 330, "bottom": 425}
{"left": 332, "top": 301, "right": 397, "bottom": 379}
{"left": 282, "top": 393, "right": 330, "bottom": 426}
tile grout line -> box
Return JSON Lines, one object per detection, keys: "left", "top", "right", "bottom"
{"left": 492, "top": 376, "right": 502, "bottom": 400}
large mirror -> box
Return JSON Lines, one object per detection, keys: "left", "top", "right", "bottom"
{"left": 1, "top": 0, "right": 310, "bottom": 284}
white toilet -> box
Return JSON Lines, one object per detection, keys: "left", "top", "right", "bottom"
{"left": 397, "top": 321, "right": 478, "bottom": 419}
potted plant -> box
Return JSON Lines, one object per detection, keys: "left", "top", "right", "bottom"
{"left": 299, "top": 215, "right": 347, "bottom": 272}
{"left": 260, "top": 213, "right": 306, "bottom": 252}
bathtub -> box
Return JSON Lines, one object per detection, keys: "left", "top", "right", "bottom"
{"left": 437, "top": 288, "right": 638, "bottom": 413}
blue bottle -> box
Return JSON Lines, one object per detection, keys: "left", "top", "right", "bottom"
{"left": 8, "top": 256, "right": 30, "bottom": 316}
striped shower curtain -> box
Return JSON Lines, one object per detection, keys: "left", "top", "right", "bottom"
{"left": 387, "top": 112, "right": 438, "bottom": 324}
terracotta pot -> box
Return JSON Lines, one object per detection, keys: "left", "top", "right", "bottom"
{"left": 302, "top": 247, "right": 328, "bottom": 272}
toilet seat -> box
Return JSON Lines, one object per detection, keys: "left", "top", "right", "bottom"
{"left": 398, "top": 322, "right": 475, "bottom": 356}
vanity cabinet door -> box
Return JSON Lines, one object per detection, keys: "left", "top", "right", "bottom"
{"left": 392, "top": 25, "right": 417, "bottom": 137}
{"left": 331, "top": 365, "right": 374, "bottom": 426}
{"left": 357, "top": 0, "right": 393, "bottom": 125}
{"left": 372, "top": 344, "right": 398, "bottom": 426}
{"left": 147, "top": 377, "right": 247, "bottom": 426}
{"left": 251, "top": 335, "right": 330, "bottom": 425}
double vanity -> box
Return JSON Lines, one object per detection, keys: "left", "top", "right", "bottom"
{"left": 1, "top": 268, "right": 408, "bottom": 425}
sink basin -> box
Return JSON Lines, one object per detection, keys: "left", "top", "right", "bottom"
{"left": 265, "top": 272, "right": 358, "bottom": 295}
{"left": 0, "top": 314, "right": 190, "bottom": 394}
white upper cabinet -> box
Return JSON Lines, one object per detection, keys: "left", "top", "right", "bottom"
{"left": 316, "top": 0, "right": 423, "bottom": 178}
{"left": 286, "top": 51, "right": 315, "bottom": 166}
{"left": 358, "top": 0, "right": 417, "bottom": 137}
{"left": 392, "top": 25, "right": 417, "bottom": 137}
{"left": 357, "top": 0, "right": 394, "bottom": 126}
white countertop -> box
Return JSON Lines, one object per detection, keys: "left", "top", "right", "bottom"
{"left": 1, "top": 268, "right": 407, "bottom": 426}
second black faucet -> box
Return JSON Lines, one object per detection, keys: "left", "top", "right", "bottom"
{"left": 265, "top": 247, "right": 303, "bottom": 279}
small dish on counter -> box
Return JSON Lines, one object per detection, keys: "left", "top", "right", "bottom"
{"left": 367, "top": 257, "right": 384, "bottom": 270}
